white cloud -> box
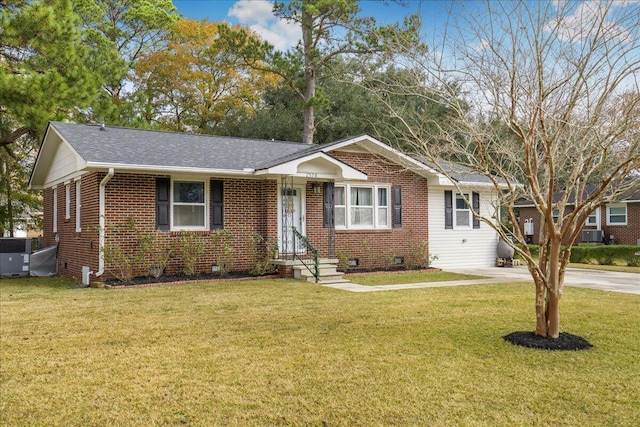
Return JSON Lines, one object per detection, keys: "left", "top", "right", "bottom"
{"left": 228, "top": 0, "right": 300, "bottom": 50}
{"left": 546, "top": 1, "right": 632, "bottom": 43}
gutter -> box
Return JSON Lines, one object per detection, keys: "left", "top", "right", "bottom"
{"left": 95, "top": 168, "right": 114, "bottom": 277}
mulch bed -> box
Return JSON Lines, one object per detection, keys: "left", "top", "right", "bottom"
{"left": 503, "top": 331, "right": 593, "bottom": 351}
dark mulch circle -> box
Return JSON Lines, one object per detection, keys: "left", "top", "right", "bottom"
{"left": 503, "top": 331, "right": 593, "bottom": 351}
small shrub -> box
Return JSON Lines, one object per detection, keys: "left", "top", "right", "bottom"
{"left": 405, "top": 234, "right": 436, "bottom": 269}
{"left": 210, "top": 229, "right": 234, "bottom": 277}
{"left": 102, "top": 218, "right": 148, "bottom": 283}
{"left": 336, "top": 249, "right": 351, "bottom": 273}
{"left": 141, "top": 231, "right": 173, "bottom": 279}
{"left": 248, "top": 232, "right": 277, "bottom": 276}
{"left": 103, "top": 242, "right": 135, "bottom": 283}
{"left": 176, "top": 231, "right": 206, "bottom": 276}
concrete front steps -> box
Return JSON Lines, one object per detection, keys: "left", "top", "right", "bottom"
{"left": 292, "top": 258, "right": 352, "bottom": 285}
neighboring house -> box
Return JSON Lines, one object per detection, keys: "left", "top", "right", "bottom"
{"left": 28, "top": 122, "right": 504, "bottom": 282}
{"left": 516, "top": 189, "right": 640, "bottom": 246}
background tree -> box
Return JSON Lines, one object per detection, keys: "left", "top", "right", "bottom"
{"left": 0, "top": 0, "right": 101, "bottom": 235}
{"left": 363, "top": 0, "right": 640, "bottom": 339}
{"left": 272, "top": 0, "right": 423, "bottom": 144}
{"left": 134, "top": 19, "right": 278, "bottom": 133}
{"left": 73, "top": 0, "right": 178, "bottom": 125}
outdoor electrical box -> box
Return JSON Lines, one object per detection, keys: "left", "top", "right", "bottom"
{"left": 0, "top": 238, "right": 32, "bottom": 277}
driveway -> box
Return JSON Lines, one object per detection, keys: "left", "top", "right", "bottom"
{"left": 325, "top": 266, "right": 640, "bottom": 295}
{"left": 450, "top": 266, "right": 640, "bottom": 295}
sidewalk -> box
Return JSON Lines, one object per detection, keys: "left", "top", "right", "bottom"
{"left": 323, "top": 266, "right": 640, "bottom": 295}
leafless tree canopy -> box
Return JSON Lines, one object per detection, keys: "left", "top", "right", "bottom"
{"left": 360, "top": 0, "right": 640, "bottom": 338}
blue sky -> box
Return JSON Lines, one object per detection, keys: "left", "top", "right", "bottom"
{"left": 173, "top": 0, "right": 452, "bottom": 50}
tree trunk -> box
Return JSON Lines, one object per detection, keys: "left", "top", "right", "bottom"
{"left": 301, "top": 8, "right": 315, "bottom": 144}
{"left": 546, "top": 239, "right": 562, "bottom": 338}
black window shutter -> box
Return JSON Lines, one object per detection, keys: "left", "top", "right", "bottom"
{"left": 392, "top": 185, "right": 402, "bottom": 228}
{"left": 210, "top": 180, "right": 224, "bottom": 229}
{"left": 472, "top": 191, "right": 480, "bottom": 229}
{"left": 323, "top": 182, "right": 334, "bottom": 228}
{"left": 156, "top": 177, "right": 170, "bottom": 230}
{"left": 445, "top": 190, "right": 453, "bottom": 229}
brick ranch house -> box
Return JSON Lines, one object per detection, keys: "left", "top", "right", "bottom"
{"left": 516, "top": 190, "right": 640, "bottom": 246}
{"left": 29, "top": 122, "right": 504, "bottom": 283}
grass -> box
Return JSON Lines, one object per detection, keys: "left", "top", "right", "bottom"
{"left": 567, "top": 263, "right": 640, "bottom": 274}
{"left": 347, "top": 270, "right": 487, "bottom": 286}
{"left": 1, "top": 276, "right": 639, "bottom": 426}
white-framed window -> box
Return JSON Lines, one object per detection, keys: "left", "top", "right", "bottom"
{"left": 53, "top": 186, "right": 58, "bottom": 233}
{"left": 171, "top": 180, "right": 207, "bottom": 229}
{"left": 334, "top": 184, "right": 391, "bottom": 229}
{"left": 65, "top": 183, "right": 70, "bottom": 219}
{"left": 455, "top": 193, "right": 471, "bottom": 228}
{"left": 606, "top": 203, "right": 627, "bottom": 225}
{"left": 75, "top": 181, "right": 82, "bottom": 232}
{"left": 586, "top": 209, "right": 598, "bottom": 226}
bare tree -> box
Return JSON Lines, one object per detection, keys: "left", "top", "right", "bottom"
{"left": 362, "top": 1, "right": 640, "bottom": 339}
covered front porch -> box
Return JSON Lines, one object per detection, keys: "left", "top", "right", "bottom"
{"left": 256, "top": 152, "right": 368, "bottom": 282}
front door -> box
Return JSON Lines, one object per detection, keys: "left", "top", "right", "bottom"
{"left": 280, "top": 185, "right": 306, "bottom": 254}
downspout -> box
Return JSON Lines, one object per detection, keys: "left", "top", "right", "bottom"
{"left": 95, "top": 168, "right": 114, "bottom": 277}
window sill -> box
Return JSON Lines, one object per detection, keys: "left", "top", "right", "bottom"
{"left": 336, "top": 228, "right": 393, "bottom": 233}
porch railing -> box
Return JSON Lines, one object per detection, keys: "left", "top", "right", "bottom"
{"left": 292, "top": 226, "right": 319, "bottom": 283}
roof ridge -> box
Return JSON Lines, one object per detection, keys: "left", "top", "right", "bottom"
{"left": 51, "top": 121, "right": 307, "bottom": 146}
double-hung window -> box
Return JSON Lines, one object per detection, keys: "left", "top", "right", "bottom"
{"left": 172, "top": 180, "right": 206, "bottom": 229}
{"left": 455, "top": 193, "right": 471, "bottom": 228}
{"left": 606, "top": 203, "right": 627, "bottom": 225}
{"left": 335, "top": 184, "right": 390, "bottom": 229}
{"left": 75, "top": 181, "right": 81, "bottom": 232}
{"left": 586, "top": 209, "right": 598, "bottom": 226}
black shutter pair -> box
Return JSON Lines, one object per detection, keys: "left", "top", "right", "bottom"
{"left": 155, "top": 178, "right": 224, "bottom": 230}
{"left": 323, "top": 183, "right": 402, "bottom": 228}
{"left": 445, "top": 190, "right": 480, "bottom": 229}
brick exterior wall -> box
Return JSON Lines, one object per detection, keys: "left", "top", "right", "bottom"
{"left": 42, "top": 173, "right": 101, "bottom": 281}
{"left": 518, "top": 202, "right": 640, "bottom": 245}
{"left": 50, "top": 150, "right": 430, "bottom": 281}
{"left": 326, "top": 151, "right": 430, "bottom": 270}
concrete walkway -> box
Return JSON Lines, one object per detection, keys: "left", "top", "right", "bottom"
{"left": 323, "top": 266, "right": 640, "bottom": 295}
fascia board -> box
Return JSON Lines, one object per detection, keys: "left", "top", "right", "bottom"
{"left": 29, "top": 124, "right": 87, "bottom": 190}
{"left": 84, "top": 162, "right": 259, "bottom": 177}
{"left": 255, "top": 152, "right": 368, "bottom": 181}
{"left": 323, "top": 135, "right": 441, "bottom": 179}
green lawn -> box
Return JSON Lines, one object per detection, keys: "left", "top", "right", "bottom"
{"left": 348, "top": 270, "right": 486, "bottom": 285}
{"left": 1, "top": 276, "right": 639, "bottom": 426}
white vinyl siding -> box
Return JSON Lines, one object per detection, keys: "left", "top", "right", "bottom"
{"left": 429, "top": 187, "right": 499, "bottom": 269}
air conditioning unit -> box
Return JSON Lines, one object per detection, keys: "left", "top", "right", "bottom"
{"left": 581, "top": 229, "right": 603, "bottom": 243}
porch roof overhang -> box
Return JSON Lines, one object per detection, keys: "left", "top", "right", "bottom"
{"left": 254, "top": 152, "right": 368, "bottom": 181}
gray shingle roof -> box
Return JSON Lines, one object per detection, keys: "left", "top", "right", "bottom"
{"left": 51, "top": 122, "right": 313, "bottom": 171}
{"left": 417, "top": 157, "right": 506, "bottom": 185}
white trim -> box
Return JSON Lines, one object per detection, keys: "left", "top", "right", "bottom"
{"left": 255, "top": 152, "right": 367, "bottom": 181}
{"left": 75, "top": 180, "right": 81, "bottom": 232}
{"left": 96, "top": 168, "right": 114, "bottom": 277}
{"left": 170, "top": 179, "right": 209, "bottom": 231}
{"left": 454, "top": 193, "right": 472, "bottom": 229}
{"left": 52, "top": 186, "right": 58, "bottom": 233}
{"left": 277, "top": 183, "right": 306, "bottom": 253}
{"left": 64, "top": 183, "right": 70, "bottom": 219}
{"left": 334, "top": 183, "right": 391, "bottom": 230}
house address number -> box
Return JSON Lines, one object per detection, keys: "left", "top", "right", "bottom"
{"left": 305, "top": 173, "right": 318, "bottom": 178}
